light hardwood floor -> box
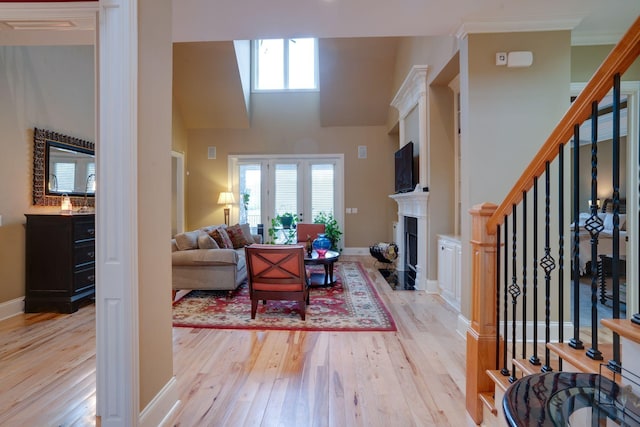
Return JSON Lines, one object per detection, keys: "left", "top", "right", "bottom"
{"left": 0, "top": 256, "right": 474, "bottom": 427}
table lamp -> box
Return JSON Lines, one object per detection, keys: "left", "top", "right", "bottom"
{"left": 217, "top": 191, "right": 235, "bottom": 225}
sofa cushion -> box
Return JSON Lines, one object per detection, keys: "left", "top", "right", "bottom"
{"left": 239, "top": 223, "right": 256, "bottom": 244}
{"left": 209, "top": 227, "right": 234, "bottom": 248}
{"left": 174, "top": 230, "right": 201, "bottom": 251}
{"left": 226, "top": 224, "right": 252, "bottom": 248}
{"left": 172, "top": 248, "right": 239, "bottom": 266}
{"left": 197, "top": 233, "right": 219, "bottom": 249}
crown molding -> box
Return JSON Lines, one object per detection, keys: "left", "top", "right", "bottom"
{"left": 390, "top": 65, "right": 428, "bottom": 118}
{"left": 455, "top": 17, "right": 582, "bottom": 39}
{"left": 0, "top": 1, "right": 100, "bottom": 23}
{"left": 571, "top": 31, "right": 624, "bottom": 46}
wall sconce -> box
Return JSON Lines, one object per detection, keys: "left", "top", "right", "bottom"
{"left": 61, "top": 193, "right": 73, "bottom": 214}
{"left": 588, "top": 199, "right": 601, "bottom": 209}
{"left": 217, "top": 191, "right": 235, "bottom": 226}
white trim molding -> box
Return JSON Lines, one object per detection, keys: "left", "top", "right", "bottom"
{"left": 455, "top": 17, "right": 582, "bottom": 40}
{"left": 0, "top": 297, "right": 24, "bottom": 322}
{"left": 390, "top": 65, "right": 428, "bottom": 118}
{"left": 499, "top": 321, "right": 574, "bottom": 344}
{"left": 139, "top": 377, "right": 180, "bottom": 427}
{"left": 97, "top": 0, "right": 140, "bottom": 425}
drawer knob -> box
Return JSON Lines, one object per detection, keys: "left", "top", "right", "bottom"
{"left": 88, "top": 251, "right": 95, "bottom": 258}
{"left": 88, "top": 275, "right": 95, "bottom": 281}
{"left": 88, "top": 228, "right": 95, "bottom": 236}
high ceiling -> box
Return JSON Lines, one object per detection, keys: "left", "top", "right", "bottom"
{"left": 1, "top": 1, "right": 638, "bottom": 129}
{"left": 171, "top": 0, "right": 639, "bottom": 130}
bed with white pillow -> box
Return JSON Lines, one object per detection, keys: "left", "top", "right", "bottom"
{"left": 572, "top": 198, "right": 627, "bottom": 275}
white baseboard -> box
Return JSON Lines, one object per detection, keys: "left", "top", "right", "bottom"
{"left": 425, "top": 279, "right": 438, "bottom": 293}
{"left": 498, "top": 320, "right": 573, "bottom": 343}
{"left": 140, "top": 376, "right": 180, "bottom": 427}
{"left": 341, "top": 247, "right": 370, "bottom": 256}
{"left": 0, "top": 297, "right": 24, "bottom": 322}
{"left": 457, "top": 313, "right": 470, "bottom": 340}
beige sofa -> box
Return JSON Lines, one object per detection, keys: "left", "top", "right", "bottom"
{"left": 171, "top": 224, "right": 262, "bottom": 294}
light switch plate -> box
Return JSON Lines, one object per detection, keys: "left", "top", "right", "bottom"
{"left": 358, "top": 145, "right": 367, "bottom": 159}
{"left": 496, "top": 52, "right": 507, "bottom": 66}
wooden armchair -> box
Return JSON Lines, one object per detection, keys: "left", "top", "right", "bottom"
{"left": 245, "top": 244, "right": 310, "bottom": 320}
{"left": 296, "top": 223, "right": 325, "bottom": 244}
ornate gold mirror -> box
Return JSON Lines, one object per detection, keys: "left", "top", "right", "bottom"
{"left": 33, "top": 128, "right": 95, "bottom": 207}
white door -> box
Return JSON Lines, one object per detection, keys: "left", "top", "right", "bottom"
{"left": 231, "top": 154, "right": 344, "bottom": 242}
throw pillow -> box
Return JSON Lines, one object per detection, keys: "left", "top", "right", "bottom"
{"left": 226, "top": 224, "right": 251, "bottom": 248}
{"left": 174, "top": 230, "right": 200, "bottom": 251}
{"left": 197, "top": 232, "right": 219, "bottom": 249}
{"left": 239, "top": 223, "right": 256, "bottom": 244}
{"left": 209, "top": 227, "right": 233, "bottom": 249}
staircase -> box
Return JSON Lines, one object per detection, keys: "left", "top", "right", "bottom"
{"left": 466, "top": 16, "right": 640, "bottom": 426}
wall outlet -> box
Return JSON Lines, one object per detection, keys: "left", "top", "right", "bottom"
{"left": 352, "top": 208, "right": 358, "bottom": 214}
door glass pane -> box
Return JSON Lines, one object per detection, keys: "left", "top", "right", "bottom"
{"left": 239, "top": 164, "right": 261, "bottom": 228}
{"left": 274, "top": 163, "right": 297, "bottom": 217}
{"left": 311, "top": 163, "right": 334, "bottom": 220}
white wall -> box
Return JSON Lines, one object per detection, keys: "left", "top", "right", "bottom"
{"left": 0, "top": 45, "right": 94, "bottom": 303}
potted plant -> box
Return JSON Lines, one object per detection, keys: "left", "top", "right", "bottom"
{"left": 267, "top": 212, "right": 298, "bottom": 244}
{"left": 313, "top": 212, "right": 342, "bottom": 251}
{"left": 240, "top": 191, "right": 250, "bottom": 224}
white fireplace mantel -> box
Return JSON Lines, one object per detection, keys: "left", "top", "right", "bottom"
{"left": 389, "top": 190, "right": 429, "bottom": 291}
{"left": 389, "top": 190, "right": 429, "bottom": 218}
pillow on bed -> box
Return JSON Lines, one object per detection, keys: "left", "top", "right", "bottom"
{"left": 602, "top": 213, "right": 627, "bottom": 232}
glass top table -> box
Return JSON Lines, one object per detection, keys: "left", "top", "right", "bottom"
{"left": 304, "top": 250, "right": 340, "bottom": 286}
{"left": 503, "top": 371, "right": 640, "bottom": 426}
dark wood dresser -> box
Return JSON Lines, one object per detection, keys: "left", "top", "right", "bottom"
{"left": 25, "top": 213, "right": 96, "bottom": 313}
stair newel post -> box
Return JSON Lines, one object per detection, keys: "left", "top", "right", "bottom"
{"left": 466, "top": 202, "right": 499, "bottom": 425}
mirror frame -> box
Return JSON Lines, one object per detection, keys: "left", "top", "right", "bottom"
{"left": 33, "top": 127, "right": 95, "bottom": 207}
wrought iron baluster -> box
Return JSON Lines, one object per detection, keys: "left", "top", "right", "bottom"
{"left": 558, "top": 144, "right": 565, "bottom": 371}
{"left": 635, "top": 85, "right": 640, "bottom": 326}
{"left": 609, "top": 73, "right": 622, "bottom": 372}
{"left": 586, "top": 100, "right": 603, "bottom": 361}
{"left": 509, "top": 205, "right": 521, "bottom": 383}
{"left": 541, "top": 161, "right": 556, "bottom": 372}
{"left": 496, "top": 224, "right": 502, "bottom": 370}
{"left": 522, "top": 191, "right": 527, "bottom": 359}
{"left": 530, "top": 177, "right": 541, "bottom": 366}
{"left": 570, "top": 123, "right": 584, "bottom": 350}
{"left": 502, "top": 216, "right": 510, "bottom": 376}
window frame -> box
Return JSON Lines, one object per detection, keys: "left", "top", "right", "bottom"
{"left": 251, "top": 38, "right": 319, "bottom": 93}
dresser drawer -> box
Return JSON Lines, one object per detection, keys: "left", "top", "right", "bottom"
{"left": 74, "top": 266, "right": 96, "bottom": 292}
{"left": 74, "top": 241, "right": 96, "bottom": 266}
{"left": 74, "top": 220, "right": 96, "bottom": 241}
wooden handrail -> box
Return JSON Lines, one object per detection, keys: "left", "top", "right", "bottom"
{"left": 486, "top": 16, "right": 640, "bottom": 233}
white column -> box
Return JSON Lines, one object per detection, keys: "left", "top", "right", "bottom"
{"left": 98, "top": 0, "right": 140, "bottom": 425}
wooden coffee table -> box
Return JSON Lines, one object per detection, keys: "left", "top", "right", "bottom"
{"left": 304, "top": 250, "right": 340, "bottom": 286}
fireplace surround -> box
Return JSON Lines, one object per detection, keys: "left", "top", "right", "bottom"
{"left": 389, "top": 190, "right": 429, "bottom": 290}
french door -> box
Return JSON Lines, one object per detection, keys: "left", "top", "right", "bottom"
{"left": 229, "top": 154, "right": 344, "bottom": 235}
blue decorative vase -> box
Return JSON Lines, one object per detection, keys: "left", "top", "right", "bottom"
{"left": 312, "top": 233, "right": 331, "bottom": 257}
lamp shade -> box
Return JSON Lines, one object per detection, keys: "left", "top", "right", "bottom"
{"left": 217, "top": 191, "right": 235, "bottom": 205}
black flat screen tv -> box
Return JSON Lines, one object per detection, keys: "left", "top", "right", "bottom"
{"left": 394, "top": 141, "right": 416, "bottom": 193}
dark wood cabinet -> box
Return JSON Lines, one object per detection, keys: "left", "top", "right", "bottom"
{"left": 25, "top": 213, "right": 95, "bottom": 313}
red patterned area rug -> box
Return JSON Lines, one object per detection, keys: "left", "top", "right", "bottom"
{"left": 172, "top": 261, "right": 396, "bottom": 332}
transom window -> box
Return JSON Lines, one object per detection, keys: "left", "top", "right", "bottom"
{"left": 252, "top": 38, "right": 318, "bottom": 91}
